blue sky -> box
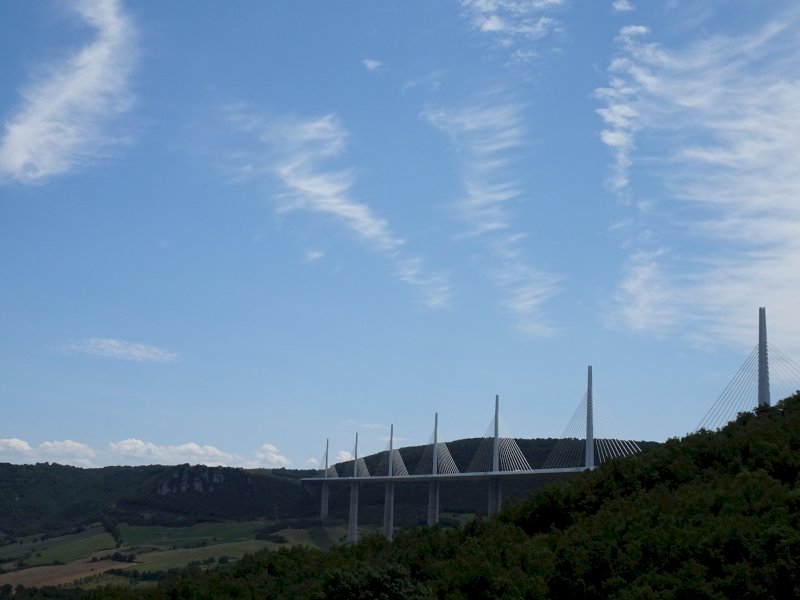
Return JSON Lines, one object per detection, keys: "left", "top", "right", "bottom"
{"left": 2, "top": 0, "right": 799, "bottom": 469}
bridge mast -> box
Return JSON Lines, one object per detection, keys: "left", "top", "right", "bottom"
{"left": 320, "top": 438, "right": 330, "bottom": 521}
{"left": 383, "top": 425, "right": 395, "bottom": 540}
{"left": 586, "top": 366, "right": 594, "bottom": 469}
{"left": 347, "top": 433, "right": 359, "bottom": 543}
{"left": 758, "top": 307, "right": 771, "bottom": 408}
{"left": 488, "top": 394, "right": 502, "bottom": 515}
{"left": 427, "top": 413, "right": 440, "bottom": 526}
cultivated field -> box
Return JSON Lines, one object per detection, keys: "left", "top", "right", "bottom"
{"left": 0, "top": 520, "right": 349, "bottom": 589}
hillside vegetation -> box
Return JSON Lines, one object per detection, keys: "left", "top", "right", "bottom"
{"left": 0, "top": 464, "right": 315, "bottom": 539}
{"left": 61, "top": 391, "right": 800, "bottom": 599}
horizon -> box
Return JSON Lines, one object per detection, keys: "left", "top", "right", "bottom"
{"left": 2, "top": 1, "right": 800, "bottom": 470}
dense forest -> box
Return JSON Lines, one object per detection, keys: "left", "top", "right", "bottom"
{"left": 6, "top": 391, "right": 797, "bottom": 598}
{"left": 0, "top": 463, "right": 316, "bottom": 538}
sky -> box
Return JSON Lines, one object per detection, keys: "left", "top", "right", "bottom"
{"left": 1, "top": 0, "right": 800, "bottom": 470}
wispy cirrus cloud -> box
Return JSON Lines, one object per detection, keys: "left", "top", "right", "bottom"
{"left": 460, "top": 0, "right": 564, "bottom": 65}
{"left": 362, "top": 58, "right": 384, "bottom": 72}
{"left": 612, "top": 0, "right": 635, "bottom": 12}
{"left": 397, "top": 258, "right": 453, "bottom": 310}
{"left": 0, "top": 0, "right": 136, "bottom": 184}
{"left": 66, "top": 338, "right": 178, "bottom": 363}
{"left": 225, "top": 108, "right": 452, "bottom": 309}
{"left": 597, "top": 8, "right": 800, "bottom": 352}
{"left": 424, "top": 98, "right": 560, "bottom": 335}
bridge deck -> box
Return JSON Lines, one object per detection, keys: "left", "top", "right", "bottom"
{"left": 302, "top": 466, "right": 587, "bottom": 484}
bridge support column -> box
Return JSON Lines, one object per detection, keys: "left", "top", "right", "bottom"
{"left": 758, "top": 307, "right": 770, "bottom": 408}
{"left": 347, "top": 481, "right": 359, "bottom": 542}
{"left": 488, "top": 479, "right": 502, "bottom": 516}
{"left": 383, "top": 483, "right": 395, "bottom": 540}
{"left": 427, "top": 481, "right": 440, "bottom": 526}
{"left": 320, "top": 481, "right": 329, "bottom": 521}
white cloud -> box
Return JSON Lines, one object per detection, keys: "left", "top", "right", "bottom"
{"left": 1, "top": 438, "right": 95, "bottom": 467}
{"left": 397, "top": 258, "right": 453, "bottom": 309}
{"left": 336, "top": 450, "right": 354, "bottom": 462}
{"left": 460, "top": 0, "right": 563, "bottom": 64}
{"left": 597, "top": 10, "right": 800, "bottom": 352}
{"left": 0, "top": 0, "right": 136, "bottom": 183}
{"left": 253, "top": 443, "right": 292, "bottom": 468}
{"left": 362, "top": 58, "right": 383, "bottom": 72}
{"left": 612, "top": 0, "right": 635, "bottom": 12}
{"left": 226, "top": 108, "right": 451, "bottom": 308}
{"left": 37, "top": 440, "right": 96, "bottom": 467}
{"left": 232, "top": 111, "right": 403, "bottom": 252}
{"left": 303, "top": 248, "right": 326, "bottom": 263}
{"left": 305, "top": 457, "right": 320, "bottom": 468}
{"left": 0, "top": 438, "right": 33, "bottom": 456}
{"left": 424, "top": 98, "right": 560, "bottom": 334}
{"left": 109, "top": 438, "right": 237, "bottom": 466}
{"left": 66, "top": 338, "right": 178, "bottom": 363}
{"left": 1, "top": 437, "right": 297, "bottom": 469}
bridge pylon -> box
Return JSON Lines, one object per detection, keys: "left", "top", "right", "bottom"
{"left": 347, "top": 433, "right": 360, "bottom": 543}
{"left": 383, "top": 425, "right": 396, "bottom": 540}
{"left": 320, "top": 438, "right": 330, "bottom": 521}
{"left": 758, "top": 306, "right": 770, "bottom": 408}
{"left": 427, "top": 413, "right": 440, "bottom": 526}
{"left": 488, "top": 395, "right": 502, "bottom": 516}
{"left": 586, "top": 366, "right": 594, "bottom": 469}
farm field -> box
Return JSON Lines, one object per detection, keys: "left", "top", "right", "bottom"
{"left": 118, "top": 521, "right": 264, "bottom": 547}
{"left": 0, "top": 520, "right": 350, "bottom": 589}
{"left": 0, "top": 558, "right": 123, "bottom": 589}
{"left": 0, "top": 524, "right": 115, "bottom": 567}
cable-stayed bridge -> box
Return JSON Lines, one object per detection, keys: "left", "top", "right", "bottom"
{"left": 698, "top": 308, "right": 800, "bottom": 431}
{"left": 303, "top": 307, "right": 800, "bottom": 542}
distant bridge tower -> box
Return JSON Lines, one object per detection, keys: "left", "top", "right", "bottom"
{"left": 487, "top": 395, "right": 502, "bottom": 515}
{"left": 758, "top": 307, "right": 770, "bottom": 408}
{"left": 347, "top": 433, "right": 359, "bottom": 543}
{"left": 320, "top": 438, "right": 330, "bottom": 521}
{"left": 427, "top": 413, "right": 440, "bottom": 526}
{"left": 586, "top": 366, "right": 594, "bottom": 469}
{"left": 383, "top": 425, "right": 395, "bottom": 541}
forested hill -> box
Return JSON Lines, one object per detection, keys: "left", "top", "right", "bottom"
{"left": 0, "top": 463, "right": 316, "bottom": 538}
{"left": 86, "top": 391, "right": 800, "bottom": 599}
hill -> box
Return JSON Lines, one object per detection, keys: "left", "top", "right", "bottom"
{"left": 0, "top": 463, "right": 316, "bottom": 540}
{"left": 60, "top": 390, "right": 800, "bottom": 599}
